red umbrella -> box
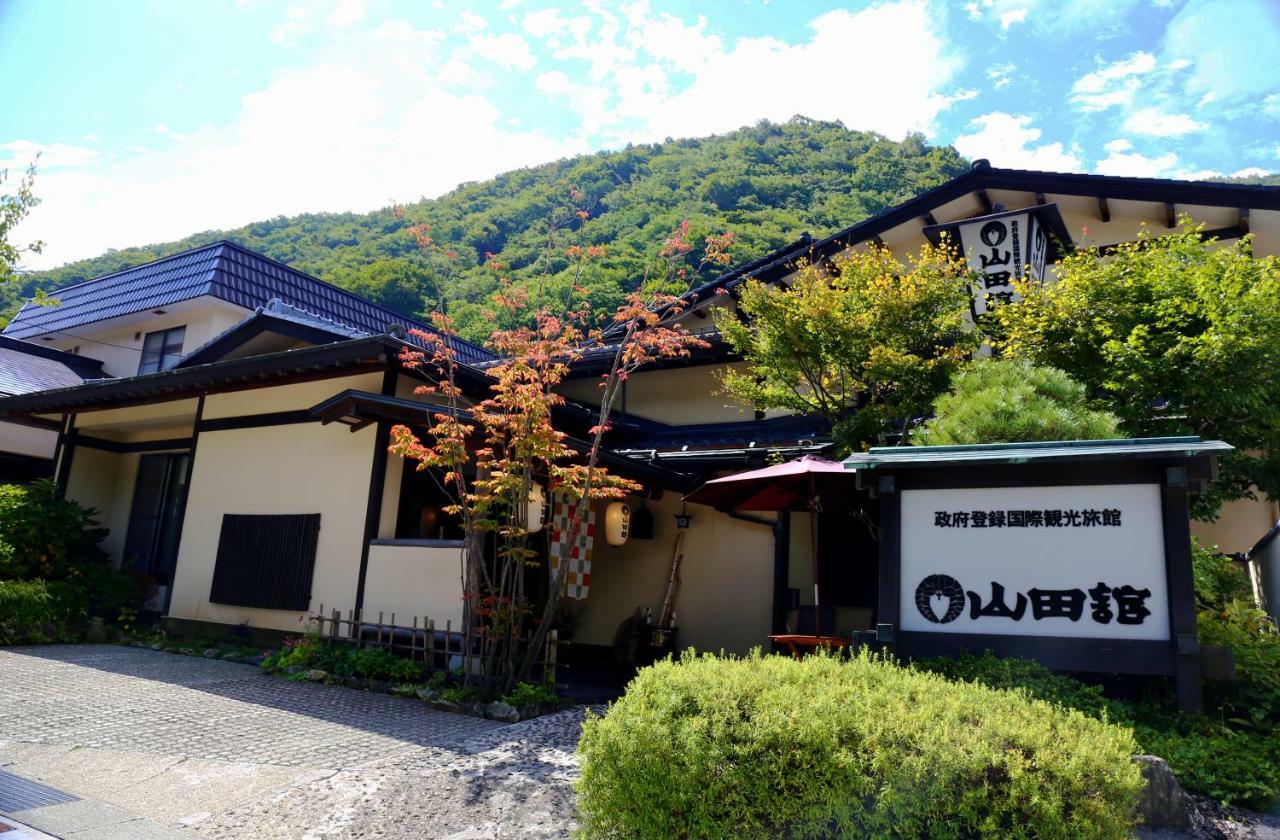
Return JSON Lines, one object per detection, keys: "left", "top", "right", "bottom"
{"left": 683, "top": 455, "right": 857, "bottom": 615}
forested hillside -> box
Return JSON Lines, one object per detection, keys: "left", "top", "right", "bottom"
{"left": 7, "top": 119, "right": 967, "bottom": 340}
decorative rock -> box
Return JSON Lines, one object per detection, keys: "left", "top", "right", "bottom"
{"left": 245, "top": 654, "right": 266, "bottom": 667}
{"left": 203, "top": 648, "right": 222, "bottom": 659}
{"left": 1134, "top": 754, "right": 1201, "bottom": 831}
{"left": 85, "top": 618, "right": 107, "bottom": 643}
{"left": 149, "top": 643, "right": 163, "bottom": 651}
{"left": 518, "top": 704, "right": 539, "bottom": 721}
{"left": 345, "top": 676, "right": 366, "bottom": 690}
{"left": 284, "top": 665, "right": 303, "bottom": 675}
{"left": 431, "top": 699, "right": 460, "bottom": 713}
{"left": 485, "top": 701, "right": 520, "bottom": 723}
{"left": 414, "top": 686, "right": 438, "bottom": 701}
{"left": 221, "top": 651, "right": 241, "bottom": 661}
{"left": 306, "top": 669, "right": 328, "bottom": 682}
{"left": 369, "top": 680, "right": 393, "bottom": 694}
{"left": 460, "top": 701, "right": 486, "bottom": 718}
{"left": 179, "top": 647, "right": 196, "bottom": 656}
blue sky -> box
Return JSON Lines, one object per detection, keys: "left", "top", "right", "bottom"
{"left": 2, "top": 0, "right": 1278, "bottom": 269}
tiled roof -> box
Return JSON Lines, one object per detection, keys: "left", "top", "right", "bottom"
{"left": 0, "top": 336, "right": 109, "bottom": 396}
{"left": 3, "top": 241, "right": 493, "bottom": 364}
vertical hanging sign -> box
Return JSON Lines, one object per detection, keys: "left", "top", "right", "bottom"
{"left": 923, "top": 204, "right": 1065, "bottom": 318}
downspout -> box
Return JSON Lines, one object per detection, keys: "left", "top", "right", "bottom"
{"left": 728, "top": 510, "right": 791, "bottom": 634}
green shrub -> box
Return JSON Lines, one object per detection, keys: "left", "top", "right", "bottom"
{"left": 501, "top": 680, "right": 558, "bottom": 709}
{"left": 0, "top": 580, "right": 55, "bottom": 644}
{"left": 913, "top": 358, "right": 1123, "bottom": 446}
{"left": 261, "top": 634, "right": 422, "bottom": 683}
{"left": 577, "top": 650, "right": 1143, "bottom": 839}
{"left": 1192, "top": 541, "right": 1254, "bottom": 611}
{"left": 0, "top": 480, "right": 108, "bottom": 580}
{"left": 918, "top": 649, "right": 1280, "bottom": 810}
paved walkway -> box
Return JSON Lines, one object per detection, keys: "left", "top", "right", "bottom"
{"left": 0, "top": 646, "right": 584, "bottom": 838}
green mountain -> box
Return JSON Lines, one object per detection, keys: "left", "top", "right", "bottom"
{"left": 9, "top": 119, "right": 970, "bottom": 340}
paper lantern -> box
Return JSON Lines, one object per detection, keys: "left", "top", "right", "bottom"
{"left": 525, "top": 483, "right": 546, "bottom": 533}
{"left": 605, "top": 501, "right": 631, "bottom": 546}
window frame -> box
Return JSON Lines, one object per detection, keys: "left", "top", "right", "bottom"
{"left": 138, "top": 325, "right": 187, "bottom": 374}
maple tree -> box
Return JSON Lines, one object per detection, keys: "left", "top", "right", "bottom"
{"left": 389, "top": 195, "right": 733, "bottom": 692}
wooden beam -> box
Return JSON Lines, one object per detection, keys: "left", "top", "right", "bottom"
{"left": 1097, "top": 196, "right": 1111, "bottom": 223}
{"left": 921, "top": 211, "right": 938, "bottom": 226}
{"left": 1034, "top": 192, "right": 1047, "bottom": 205}
{"left": 1239, "top": 208, "right": 1250, "bottom": 236}
{"left": 1166, "top": 202, "right": 1177, "bottom": 229}
{"left": 976, "top": 189, "right": 994, "bottom": 214}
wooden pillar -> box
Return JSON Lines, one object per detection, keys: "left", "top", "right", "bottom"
{"left": 1161, "top": 465, "right": 1203, "bottom": 713}
{"left": 876, "top": 474, "right": 900, "bottom": 645}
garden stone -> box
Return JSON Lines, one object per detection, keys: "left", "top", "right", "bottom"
{"left": 1134, "top": 755, "right": 1201, "bottom": 831}
{"left": 149, "top": 643, "right": 163, "bottom": 651}
{"left": 431, "top": 699, "right": 459, "bottom": 713}
{"left": 306, "top": 669, "right": 328, "bottom": 682}
{"left": 415, "top": 686, "right": 438, "bottom": 701}
{"left": 345, "top": 676, "right": 366, "bottom": 689}
{"left": 486, "top": 701, "right": 520, "bottom": 723}
{"left": 203, "top": 648, "right": 221, "bottom": 658}
{"left": 369, "top": 679, "right": 392, "bottom": 694}
{"left": 85, "top": 618, "right": 107, "bottom": 643}
{"left": 245, "top": 653, "right": 266, "bottom": 667}
{"left": 221, "top": 651, "right": 242, "bottom": 661}
{"left": 284, "top": 665, "right": 302, "bottom": 674}
{"left": 460, "top": 701, "right": 486, "bottom": 718}
{"left": 519, "top": 704, "right": 539, "bottom": 720}
{"left": 179, "top": 647, "right": 196, "bottom": 656}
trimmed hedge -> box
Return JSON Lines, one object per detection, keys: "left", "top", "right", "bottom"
{"left": 577, "top": 650, "right": 1143, "bottom": 839}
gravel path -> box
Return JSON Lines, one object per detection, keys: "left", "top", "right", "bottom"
{"left": 0, "top": 645, "right": 586, "bottom": 838}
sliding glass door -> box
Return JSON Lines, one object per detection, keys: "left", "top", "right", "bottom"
{"left": 123, "top": 453, "right": 191, "bottom": 608}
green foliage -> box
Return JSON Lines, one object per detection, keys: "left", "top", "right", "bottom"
{"left": 576, "top": 650, "right": 1143, "bottom": 839}
{"left": 261, "top": 634, "right": 423, "bottom": 683}
{"left": 913, "top": 358, "right": 1122, "bottom": 446}
{"left": 0, "top": 480, "right": 109, "bottom": 580}
{"left": 1191, "top": 540, "right": 1254, "bottom": 612}
{"left": 0, "top": 579, "right": 54, "bottom": 644}
{"left": 996, "top": 225, "right": 1280, "bottom": 518}
{"left": 0, "top": 159, "right": 44, "bottom": 286}
{"left": 919, "top": 643, "right": 1280, "bottom": 810}
{"left": 8, "top": 119, "right": 969, "bottom": 337}
{"left": 0, "top": 480, "right": 140, "bottom": 643}
{"left": 500, "top": 680, "right": 558, "bottom": 709}
{"left": 720, "top": 245, "right": 980, "bottom": 451}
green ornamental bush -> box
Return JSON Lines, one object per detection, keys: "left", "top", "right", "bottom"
{"left": 0, "top": 580, "right": 55, "bottom": 644}
{"left": 913, "top": 358, "right": 1122, "bottom": 446}
{"left": 0, "top": 480, "right": 109, "bottom": 580}
{"left": 577, "top": 650, "right": 1143, "bottom": 839}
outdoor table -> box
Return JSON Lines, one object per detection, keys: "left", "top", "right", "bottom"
{"left": 768, "top": 634, "right": 852, "bottom": 658}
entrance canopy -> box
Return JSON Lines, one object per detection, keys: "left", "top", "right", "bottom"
{"left": 682, "top": 455, "right": 855, "bottom": 512}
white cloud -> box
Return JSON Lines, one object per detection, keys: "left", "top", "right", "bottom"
{"left": 1176, "top": 169, "right": 1223, "bottom": 181}
{"left": 270, "top": 4, "right": 315, "bottom": 45}
{"left": 1094, "top": 138, "right": 1178, "bottom": 177}
{"left": 963, "top": 0, "right": 1034, "bottom": 31}
{"left": 0, "top": 141, "right": 100, "bottom": 170}
{"left": 1232, "top": 166, "right": 1272, "bottom": 178}
{"left": 455, "top": 10, "right": 488, "bottom": 34}
{"left": 1121, "top": 107, "right": 1208, "bottom": 137}
{"left": 1070, "top": 52, "right": 1156, "bottom": 112}
{"left": 1162, "top": 0, "right": 1280, "bottom": 105}
{"left": 952, "top": 113, "right": 1084, "bottom": 171}
{"left": 469, "top": 33, "right": 536, "bottom": 71}
{"left": 986, "top": 62, "right": 1016, "bottom": 91}
{"left": 13, "top": 22, "right": 575, "bottom": 270}
{"left": 532, "top": 1, "right": 965, "bottom": 145}
{"left": 326, "top": 0, "right": 365, "bottom": 29}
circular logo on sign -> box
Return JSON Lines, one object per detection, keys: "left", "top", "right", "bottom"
{"left": 915, "top": 574, "right": 965, "bottom": 624}
{"left": 979, "top": 220, "right": 1007, "bottom": 247}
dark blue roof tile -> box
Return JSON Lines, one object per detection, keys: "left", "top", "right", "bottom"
{"left": 4, "top": 241, "right": 493, "bottom": 364}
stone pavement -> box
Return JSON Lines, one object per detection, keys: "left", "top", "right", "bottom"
{"left": 0, "top": 645, "right": 585, "bottom": 838}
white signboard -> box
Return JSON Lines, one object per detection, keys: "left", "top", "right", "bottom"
{"left": 900, "top": 484, "right": 1170, "bottom": 641}
{"left": 955, "top": 211, "right": 1048, "bottom": 316}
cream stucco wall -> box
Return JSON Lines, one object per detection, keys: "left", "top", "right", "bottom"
{"left": 362, "top": 543, "right": 465, "bottom": 627}
{"left": 1192, "top": 496, "right": 1280, "bottom": 555}
{"left": 559, "top": 362, "right": 784, "bottom": 426}
{"left": 42, "top": 296, "right": 248, "bottom": 378}
{"left": 201, "top": 372, "right": 384, "bottom": 419}
{"left": 575, "top": 492, "right": 776, "bottom": 654}
{"left": 167, "top": 420, "right": 377, "bottom": 632}
{"left": 64, "top": 446, "right": 141, "bottom": 566}
{"left": 0, "top": 420, "right": 56, "bottom": 458}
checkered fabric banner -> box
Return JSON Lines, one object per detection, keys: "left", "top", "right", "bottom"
{"left": 549, "top": 494, "right": 595, "bottom": 600}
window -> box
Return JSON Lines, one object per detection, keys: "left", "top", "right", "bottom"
{"left": 209, "top": 513, "right": 321, "bottom": 610}
{"left": 394, "top": 461, "right": 466, "bottom": 541}
{"left": 138, "top": 325, "right": 186, "bottom": 374}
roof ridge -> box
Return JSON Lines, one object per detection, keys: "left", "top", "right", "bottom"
{"left": 20, "top": 240, "right": 228, "bottom": 300}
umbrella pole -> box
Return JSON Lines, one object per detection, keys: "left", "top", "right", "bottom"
{"left": 809, "top": 474, "right": 821, "bottom": 624}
